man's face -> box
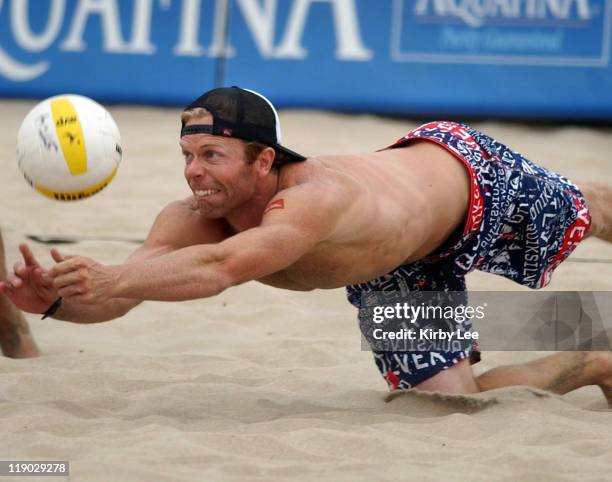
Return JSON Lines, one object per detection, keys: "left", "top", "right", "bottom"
{"left": 180, "top": 116, "right": 258, "bottom": 218}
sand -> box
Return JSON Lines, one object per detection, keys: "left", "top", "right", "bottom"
{"left": 1, "top": 100, "right": 612, "bottom": 481}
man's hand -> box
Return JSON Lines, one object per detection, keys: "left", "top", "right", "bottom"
{"left": 49, "top": 250, "right": 119, "bottom": 304}
{"left": 0, "top": 244, "right": 58, "bottom": 314}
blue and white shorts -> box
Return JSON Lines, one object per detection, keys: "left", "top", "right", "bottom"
{"left": 346, "top": 121, "right": 591, "bottom": 390}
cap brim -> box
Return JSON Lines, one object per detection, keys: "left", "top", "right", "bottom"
{"left": 273, "top": 144, "right": 307, "bottom": 162}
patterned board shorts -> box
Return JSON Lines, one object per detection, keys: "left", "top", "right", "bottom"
{"left": 346, "top": 121, "right": 591, "bottom": 391}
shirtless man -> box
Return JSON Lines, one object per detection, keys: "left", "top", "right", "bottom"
{"left": 1, "top": 87, "right": 611, "bottom": 403}
{"left": 0, "top": 229, "right": 38, "bottom": 358}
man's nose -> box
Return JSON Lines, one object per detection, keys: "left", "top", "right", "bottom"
{"left": 185, "top": 159, "right": 206, "bottom": 178}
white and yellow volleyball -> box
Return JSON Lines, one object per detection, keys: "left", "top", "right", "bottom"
{"left": 16, "top": 94, "right": 122, "bottom": 201}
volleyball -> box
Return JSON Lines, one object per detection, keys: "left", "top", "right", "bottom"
{"left": 16, "top": 94, "right": 122, "bottom": 201}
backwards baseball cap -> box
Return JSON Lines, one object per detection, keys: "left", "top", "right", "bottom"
{"left": 181, "top": 86, "right": 306, "bottom": 165}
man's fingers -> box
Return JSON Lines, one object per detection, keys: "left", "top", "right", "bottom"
{"left": 53, "top": 270, "right": 87, "bottom": 290}
{"left": 50, "top": 247, "right": 63, "bottom": 263}
{"left": 6, "top": 274, "right": 23, "bottom": 289}
{"left": 50, "top": 247, "right": 74, "bottom": 264}
{"left": 13, "top": 261, "right": 27, "bottom": 277}
{"left": 19, "top": 243, "right": 40, "bottom": 268}
{"left": 34, "top": 268, "right": 54, "bottom": 288}
{"left": 49, "top": 254, "right": 89, "bottom": 279}
{"left": 49, "top": 260, "right": 79, "bottom": 279}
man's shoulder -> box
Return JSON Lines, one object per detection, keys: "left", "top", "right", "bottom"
{"left": 159, "top": 197, "right": 225, "bottom": 222}
{"left": 162, "top": 196, "right": 199, "bottom": 213}
{"left": 277, "top": 157, "right": 321, "bottom": 187}
{"left": 267, "top": 162, "right": 360, "bottom": 236}
{"left": 278, "top": 156, "right": 366, "bottom": 189}
{"left": 152, "top": 198, "right": 231, "bottom": 241}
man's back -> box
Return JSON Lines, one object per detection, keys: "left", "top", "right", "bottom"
{"left": 261, "top": 139, "right": 471, "bottom": 289}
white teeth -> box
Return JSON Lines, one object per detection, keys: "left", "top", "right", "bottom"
{"left": 195, "top": 189, "right": 219, "bottom": 197}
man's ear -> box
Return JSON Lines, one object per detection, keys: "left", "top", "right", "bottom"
{"left": 256, "top": 147, "right": 276, "bottom": 177}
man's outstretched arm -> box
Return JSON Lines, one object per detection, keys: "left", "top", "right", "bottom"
{"left": 1, "top": 200, "right": 229, "bottom": 323}
{"left": 0, "top": 243, "right": 138, "bottom": 323}
{"left": 49, "top": 185, "right": 346, "bottom": 305}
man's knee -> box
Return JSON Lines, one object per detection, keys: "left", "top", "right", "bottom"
{"left": 415, "top": 358, "right": 480, "bottom": 394}
{"left": 578, "top": 181, "right": 608, "bottom": 239}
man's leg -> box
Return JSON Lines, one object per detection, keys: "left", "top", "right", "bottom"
{"left": 416, "top": 358, "right": 479, "bottom": 393}
{"left": 579, "top": 182, "right": 612, "bottom": 242}
{"left": 0, "top": 230, "right": 38, "bottom": 358}
{"left": 475, "top": 352, "right": 612, "bottom": 406}
{"left": 415, "top": 352, "right": 612, "bottom": 407}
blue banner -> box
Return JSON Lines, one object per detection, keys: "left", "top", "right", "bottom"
{"left": 0, "top": 0, "right": 611, "bottom": 120}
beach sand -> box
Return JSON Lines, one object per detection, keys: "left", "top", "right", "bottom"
{"left": 1, "top": 100, "right": 612, "bottom": 481}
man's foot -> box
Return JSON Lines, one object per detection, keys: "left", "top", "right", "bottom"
{"left": 0, "top": 314, "right": 39, "bottom": 358}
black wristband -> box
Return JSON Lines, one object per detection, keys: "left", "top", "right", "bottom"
{"left": 41, "top": 297, "right": 63, "bottom": 319}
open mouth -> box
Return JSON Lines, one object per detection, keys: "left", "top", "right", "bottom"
{"left": 194, "top": 189, "right": 221, "bottom": 197}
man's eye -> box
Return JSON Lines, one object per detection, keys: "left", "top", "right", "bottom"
{"left": 205, "top": 151, "right": 221, "bottom": 161}
{"left": 183, "top": 152, "right": 193, "bottom": 163}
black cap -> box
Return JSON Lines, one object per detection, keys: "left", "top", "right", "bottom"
{"left": 181, "top": 86, "right": 306, "bottom": 165}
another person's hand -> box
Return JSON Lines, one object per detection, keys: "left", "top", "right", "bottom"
{"left": 0, "top": 244, "right": 59, "bottom": 314}
{"left": 49, "top": 249, "right": 116, "bottom": 305}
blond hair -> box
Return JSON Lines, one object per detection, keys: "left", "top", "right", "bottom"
{"left": 181, "top": 107, "right": 211, "bottom": 124}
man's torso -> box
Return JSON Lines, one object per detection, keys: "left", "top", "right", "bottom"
{"left": 172, "top": 138, "right": 471, "bottom": 289}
